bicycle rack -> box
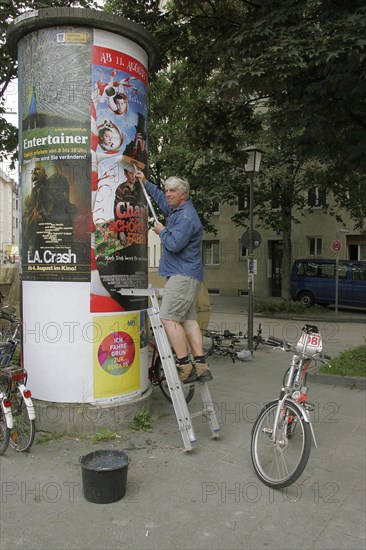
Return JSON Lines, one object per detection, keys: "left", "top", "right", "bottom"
{"left": 119, "top": 288, "right": 220, "bottom": 451}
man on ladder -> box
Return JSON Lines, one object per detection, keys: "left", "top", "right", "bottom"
{"left": 135, "top": 170, "right": 213, "bottom": 385}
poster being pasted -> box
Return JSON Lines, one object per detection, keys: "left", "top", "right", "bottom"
{"left": 90, "top": 42, "right": 149, "bottom": 312}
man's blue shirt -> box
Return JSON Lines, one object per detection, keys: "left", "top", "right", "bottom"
{"left": 145, "top": 181, "right": 204, "bottom": 281}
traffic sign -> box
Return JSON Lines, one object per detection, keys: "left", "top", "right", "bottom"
{"left": 241, "top": 229, "right": 262, "bottom": 250}
{"left": 332, "top": 240, "right": 342, "bottom": 252}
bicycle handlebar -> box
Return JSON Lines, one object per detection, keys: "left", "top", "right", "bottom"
{"left": 272, "top": 339, "right": 332, "bottom": 363}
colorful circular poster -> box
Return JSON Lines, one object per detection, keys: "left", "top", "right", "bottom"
{"left": 98, "top": 331, "right": 135, "bottom": 376}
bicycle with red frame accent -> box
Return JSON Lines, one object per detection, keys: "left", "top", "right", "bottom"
{"left": 251, "top": 324, "right": 331, "bottom": 489}
{"left": 148, "top": 325, "right": 216, "bottom": 403}
{"left": 0, "top": 297, "right": 36, "bottom": 453}
{"left": 148, "top": 335, "right": 196, "bottom": 403}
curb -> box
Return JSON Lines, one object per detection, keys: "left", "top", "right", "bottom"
{"left": 263, "top": 313, "right": 366, "bottom": 324}
{"left": 309, "top": 372, "right": 366, "bottom": 390}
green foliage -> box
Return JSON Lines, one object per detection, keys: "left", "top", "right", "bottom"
{"left": 254, "top": 300, "right": 326, "bottom": 315}
{"left": 319, "top": 346, "right": 366, "bottom": 378}
{"left": 105, "top": 0, "right": 366, "bottom": 233}
{"left": 91, "top": 428, "right": 119, "bottom": 444}
{"left": 36, "top": 431, "right": 67, "bottom": 444}
{"left": 129, "top": 406, "right": 152, "bottom": 431}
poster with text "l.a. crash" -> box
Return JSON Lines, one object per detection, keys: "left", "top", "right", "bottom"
{"left": 19, "top": 27, "right": 92, "bottom": 281}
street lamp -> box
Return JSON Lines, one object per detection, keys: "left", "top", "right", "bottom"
{"left": 244, "top": 145, "right": 263, "bottom": 353}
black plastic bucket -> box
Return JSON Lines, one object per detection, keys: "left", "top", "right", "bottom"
{"left": 80, "top": 449, "right": 130, "bottom": 504}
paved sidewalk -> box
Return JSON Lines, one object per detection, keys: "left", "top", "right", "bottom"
{"left": 0, "top": 300, "right": 365, "bottom": 550}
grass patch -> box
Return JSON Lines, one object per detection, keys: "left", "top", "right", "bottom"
{"left": 254, "top": 300, "right": 326, "bottom": 315}
{"left": 319, "top": 346, "right": 366, "bottom": 378}
{"left": 129, "top": 406, "right": 152, "bottom": 431}
{"left": 36, "top": 431, "right": 67, "bottom": 444}
{"left": 91, "top": 428, "right": 119, "bottom": 444}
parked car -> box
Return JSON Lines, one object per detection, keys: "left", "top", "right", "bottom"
{"left": 290, "top": 259, "right": 366, "bottom": 308}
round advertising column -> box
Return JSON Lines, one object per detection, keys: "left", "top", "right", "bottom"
{"left": 7, "top": 8, "right": 159, "bottom": 432}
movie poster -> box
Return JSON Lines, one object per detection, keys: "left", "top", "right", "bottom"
{"left": 90, "top": 42, "right": 149, "bottom": 312}
{"left": 19, "top": 27, "right": 92, "bottom": 281}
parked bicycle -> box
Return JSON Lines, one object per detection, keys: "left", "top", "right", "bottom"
{"left": 252, "top": 323, "right": 288, "bottom": 351}
{"left": 0, "top": 369, "right": 13, "bottom": 455}
{"left": 201, "top": 324, "right": 279, "bottom": 361}
{"left": 0, "top": 302, "right": 36, "bottom": 453}
{"left": 148, "top": 325, "right": 217, "bottom": 404}
{"left": 250, "top": 324, "right": 331, "bottom": 489}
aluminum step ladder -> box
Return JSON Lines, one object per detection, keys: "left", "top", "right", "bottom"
{"left": 119, "top": 288, "right": 220, "bottom": 451}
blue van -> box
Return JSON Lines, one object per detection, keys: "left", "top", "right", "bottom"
{"left": 290, "top": 259, "right": 366, "bottom": 308}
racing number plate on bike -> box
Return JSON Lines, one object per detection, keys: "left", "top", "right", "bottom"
{"left": 296, "top": 332, "right": 322, "bottom": 354}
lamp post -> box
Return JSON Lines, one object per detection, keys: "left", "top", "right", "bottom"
{"left": 244, "top": 146, "right": 263, "bottom": 353}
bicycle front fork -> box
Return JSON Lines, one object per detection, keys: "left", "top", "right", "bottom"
{"left": 271, "top": 394, "right": 318, "bottom": 449}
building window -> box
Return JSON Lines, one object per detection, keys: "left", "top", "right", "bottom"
{"left": 349, "top": 243, "right": 366, "bottom": 261}
{"left": 208, "top": 288, "right": 220, "bottom": 295}
{"left": 211, "top": 201, "right": 220, "bottom": 215}
{"left": 307, "top": 187, "right": 327, "bottom": 208}
{"left": 203, "top": 240, "right": 219, "bottom": 265}
{"left": 240, "top": 242, "right": 248, "bottom": 259}
{"left": 308, "top": 237, "right": 323, "bottom": 255}
{"left": 237, "top": 188, "right": 249, "bottom": 211}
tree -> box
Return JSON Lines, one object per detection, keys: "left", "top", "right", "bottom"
{"left": 105, "top": 0, "right": 366, "bottom": 221}
{"left": 4, "top": 1, "right": 365, "bottom": 298}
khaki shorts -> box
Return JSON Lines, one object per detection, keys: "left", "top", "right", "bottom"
{"left": 159, "top": 275, "right": 200, "bottom": 322}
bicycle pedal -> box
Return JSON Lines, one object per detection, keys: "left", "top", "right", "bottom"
{"left": 303, "top": 402, "right": 315, "bottom": 411}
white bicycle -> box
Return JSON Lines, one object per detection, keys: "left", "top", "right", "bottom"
{"left": 251, "top": 324, "right": 331, "bottom": 489}
{"left": 0, "top": 303, "right": 35, "bottom": 452}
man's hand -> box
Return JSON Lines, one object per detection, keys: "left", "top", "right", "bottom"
{"left": 153, "top": 222, "right": 165, "bottom": 235}
{"left": 135, "top": 170, "right": 146, "bottom": 184}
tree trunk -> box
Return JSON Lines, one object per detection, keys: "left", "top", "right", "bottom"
{"left": 281, "top": 208, "right": 293, "bottom": 301}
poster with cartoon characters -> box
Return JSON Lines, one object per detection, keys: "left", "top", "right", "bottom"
{"left": 90, "top": 43, "right": 149, "bottom": 312}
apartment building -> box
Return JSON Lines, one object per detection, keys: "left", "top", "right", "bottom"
{"left": 0, "top": 166, "right": 19, "bottom": 263}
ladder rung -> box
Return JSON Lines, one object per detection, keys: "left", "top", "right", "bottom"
{"left": 119, "top": 287, "right": 220, "bottom": 450}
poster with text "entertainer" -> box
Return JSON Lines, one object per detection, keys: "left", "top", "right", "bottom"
{"left": 19, "top": 27, "right": 92, "bottom": 281}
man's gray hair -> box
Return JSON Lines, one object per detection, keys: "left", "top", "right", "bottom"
{"left": 164, "top": 176, "right": 190, "bottom": 198}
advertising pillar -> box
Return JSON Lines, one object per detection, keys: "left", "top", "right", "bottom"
{"left": 7, "top": 9, "right": 159, "bottom": 409}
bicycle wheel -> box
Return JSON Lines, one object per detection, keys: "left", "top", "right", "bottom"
{"left": 155, "top": 357, "right": 195, "bottom": 404}
{"left": 251, "top": 399, "right": 311, "bottom": 489}
{"left": 9, "top": 387, "right": 36, "bottom": 452}
{"left": 201, "top": 329, "right": 214, "bottom": 358}
{"left": 0, "top": 406, "right": 10, "bottom": 455}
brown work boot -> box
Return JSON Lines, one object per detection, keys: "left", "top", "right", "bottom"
{"left": 194, "top": 362, "right": 213, "bottom": 382}
{"left": 176, "top": 361, "right": 197, "bottom": 384}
